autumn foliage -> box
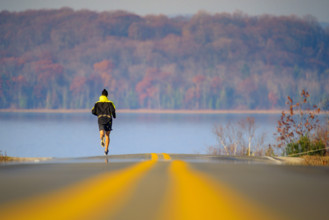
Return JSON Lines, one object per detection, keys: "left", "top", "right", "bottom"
{"left": 275, "top": 90, "right": 326, "bottom": 156}
{"left": 0, "top": 9, "right": 329, "bottom": 109}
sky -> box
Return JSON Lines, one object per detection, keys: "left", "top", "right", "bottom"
{"left": 1, "top": 0, "right": 329, "bottom": 23}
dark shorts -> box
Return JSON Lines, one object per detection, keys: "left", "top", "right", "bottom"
{"left": 98, "top": 121, "right": 112, "bottom": 131}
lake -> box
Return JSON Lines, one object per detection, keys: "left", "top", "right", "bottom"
{"left": 0, "top": 112, "right": 280, "bottom": 158}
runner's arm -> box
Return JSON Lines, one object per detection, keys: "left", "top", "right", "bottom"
{"left": 111, "top": 103, "right": 116, "bottom": 118}
{"left": 91, "top": 104, "right": 98, "bottom": 116}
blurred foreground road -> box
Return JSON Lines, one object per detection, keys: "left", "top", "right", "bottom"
{"left": 0, "top": 154, "right": 329, "bottom": 220}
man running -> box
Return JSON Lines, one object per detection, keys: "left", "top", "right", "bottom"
{"left": 92, "top": 89, "right": 116, "bottom": 155}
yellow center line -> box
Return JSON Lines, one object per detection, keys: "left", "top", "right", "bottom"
{"left": 158, "top": 160, "right": 282, "bottom": 220}
{"left": 151, "top": 152, "right": 159, "bottom": 160}
{"left": 162, "top": 153, "right": 171, "bottom": 160}
{"left": 0, "top": 154, "right": 159, "bottom": 220}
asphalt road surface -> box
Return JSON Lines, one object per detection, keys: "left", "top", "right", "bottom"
{"left": 1, "top": 154, "right": 329, "bottom": 220}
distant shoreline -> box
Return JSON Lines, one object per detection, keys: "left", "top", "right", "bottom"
{"left": 0, "top": 108, "right": 286, "bottom": 114}
{"left": 1, "top": 108, "right": 328, "bottom": 114}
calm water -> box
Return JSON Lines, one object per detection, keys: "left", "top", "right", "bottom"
{"left": 0, "top": 112, "right": 280, "bottom": 158}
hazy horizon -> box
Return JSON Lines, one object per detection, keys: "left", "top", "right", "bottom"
{"left": 1, "top": 0, "right": 329, "bottom": 23}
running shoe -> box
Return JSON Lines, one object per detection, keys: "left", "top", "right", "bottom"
{"left": 104, "top": 149, "right": 109, "bottom": 155}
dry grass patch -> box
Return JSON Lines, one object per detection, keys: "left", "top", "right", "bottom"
{"left": 302, "top": 155, "right": 329, "bottom": 166}
{"left": 0, "top": 152, "right": 13, "bottom": 162}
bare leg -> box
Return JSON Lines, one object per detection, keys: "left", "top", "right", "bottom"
{"left": 100, "top": 130, "right": 105, "bottom": 147}
{"left": 105, "top": 131, "right": 110, "bottom": 153}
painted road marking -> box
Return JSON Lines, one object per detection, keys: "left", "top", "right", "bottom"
{"left": 151, "top": 152, "right": 159, "bottom": 160}
{"left": 0, "top": 154, "right": 284, "bottom": 220}
{"left": 158, "top": 160, "right": 282, "bottom": 220}
{"left": 0, "top": 154, "right": 158, "bottom": 220}
{"left": 162, "top": 153, "right": 171, "bottom": 160}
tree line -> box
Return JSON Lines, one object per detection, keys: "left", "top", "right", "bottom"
{"left": 1, "top": 8, "right": 328, "bottom": 110}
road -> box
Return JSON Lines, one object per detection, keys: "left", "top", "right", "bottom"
{"left": 0, "top": 154, "right": 329, "bottom": 220}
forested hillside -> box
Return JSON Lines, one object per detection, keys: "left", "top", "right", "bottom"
{"left": 1, "top": 8, "right": 328, "bottom": 110}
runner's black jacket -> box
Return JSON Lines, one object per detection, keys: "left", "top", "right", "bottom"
{"left": 92, "top": 95, "right": 116, "bottom": 124}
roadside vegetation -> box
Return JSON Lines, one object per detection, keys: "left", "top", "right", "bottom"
{"left": 302, "top": 155, "right": 329, "bottom": 166}
{"left": 274, "top": 90, "right": 328, "bottom": 157}
{"left": 209, "top": 90, "right": 329, "bottom": 165}
{"left": 0, "top": 151, "right": 12, "bottom": 162}
{"left": 209, "top": 117, "right": 268, "bottom": 156}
